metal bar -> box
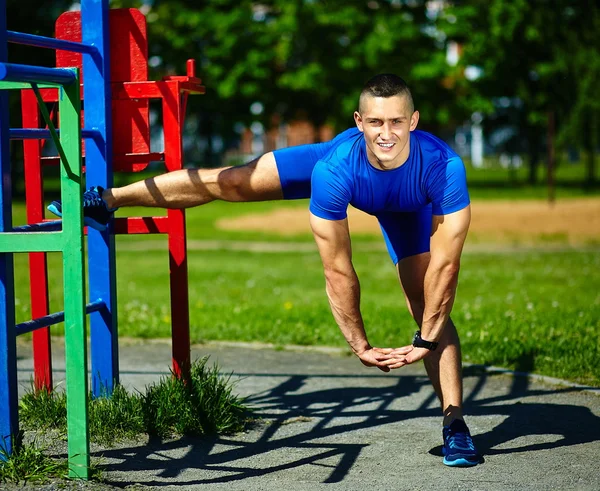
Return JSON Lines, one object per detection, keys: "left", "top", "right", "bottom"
{"left": 15, "top": 300, "right": 106, "bottom": 336}
{"left": 7, "top": 31, "right": 98, "bottom": 55}
{"left": 83, "top": 0, "right": 118, "bottom": 403}
{"left": 114, "top": 216, "right": 170, "bottom": 235}
{"left": 0, "top": 231, "right": 63, "bottom": 252}
{"left": 58, "top": 66, "right": 90, "bottom": 479}
{"left": 31, "top": 84, "right": 73, "bottom": 177}
{"left": 0, "top": 62, "right": 77, "bottom": 86}
{"left": 0, "top": 0, "right": 19, "bottom": 456}
{"left": 162, "top": 89, "right": 191, "bottom": 379}
{"left": 0, "top": 81, "right": 59, "bottom": 90}
{"left": 9, "top": 128, "right": 102, "bottom": 140}
{"left": 12, "top": 220, "right": 62, "bottom": 232}
{"left": 22, "top": 88, "right": 53, "bottom": 390}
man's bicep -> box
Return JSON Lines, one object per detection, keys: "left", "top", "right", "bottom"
{"left": 310, "top": 213, "right": 352, "bottom": 267}
{"left": 430, "top": 205, "right": 471, "bottom": 262}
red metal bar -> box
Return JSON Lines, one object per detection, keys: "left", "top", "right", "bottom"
{"left": 111, "top": 80, "right": 205, "bottom": 100}
{"left": 162, "top": 86, "right": 190, "bottom": 379}
{"left": 21, "top": 89, "right": 52, "bottom": 390}
{"left": 113, "top": 216, "right": 169, "bottom": 234}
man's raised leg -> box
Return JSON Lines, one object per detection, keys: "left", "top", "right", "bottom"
{"left": 103, "top": 152, "right": 284, "bottom": 209}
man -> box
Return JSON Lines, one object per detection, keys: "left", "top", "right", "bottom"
{"left": 49, "top": 74, "right": 480, "bottom": 467}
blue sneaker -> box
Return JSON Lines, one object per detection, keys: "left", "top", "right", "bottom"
{"left": 442, "top": 419, "right": 481, "bottom": 467}
{"left": 47, "top": 186, "right": 116, "bottom": 231}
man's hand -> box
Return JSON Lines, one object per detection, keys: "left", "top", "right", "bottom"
{"left": 356, "top": 348, "right": 394, "bottom": 372}
{"left": 372, "top": 345, "right": 431, "bottom": 369}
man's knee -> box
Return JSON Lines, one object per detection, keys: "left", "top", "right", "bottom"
{"left": 218, "top": 153, "right": 282, "bottom": 202}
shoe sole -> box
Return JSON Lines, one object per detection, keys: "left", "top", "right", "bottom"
{"left": 47, "top": 204, "right": 107, "bottom": 232}
{"left": 443, "top": 456, "right": 480, "bottom": 467}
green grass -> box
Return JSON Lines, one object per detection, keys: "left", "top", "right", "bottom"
{"left": 10, "top": 246, "right": 600, "bottom": 386}
{"left": 0, "top": 440, "right": 69, "bottom": 485}
{"left": 18, "top": 357, "right": 250, "bottom": 446}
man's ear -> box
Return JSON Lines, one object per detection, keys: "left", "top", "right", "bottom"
{"left": 410, "top": 110, "right": 420, "bottom": 131}
{"left": 354, "top": 111, "right": 364, "bottom": 132}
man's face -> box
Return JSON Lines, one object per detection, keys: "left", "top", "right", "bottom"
{"left": 354, "top": 94, "right": 419, "bottom": 170}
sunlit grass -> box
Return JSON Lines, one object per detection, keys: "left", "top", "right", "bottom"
{"left": 11, "top": 246, "right": 600, "bottom": 386}
{"left": 19, "top": 358, "right": 250, "bottom": 445}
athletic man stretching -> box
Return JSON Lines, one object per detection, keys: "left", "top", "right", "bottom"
{"left": 49, "top": 74, "right": 480, "bottom": 466}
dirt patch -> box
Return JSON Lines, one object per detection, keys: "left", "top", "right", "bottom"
{"left": 217, "top": 198, "right": 600, "bottom": 246}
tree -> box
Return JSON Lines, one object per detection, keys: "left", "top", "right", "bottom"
{"left": 440, "top": 0, "right": 599, "bottom": 185}
{"left": 110, "top": 0, "right": 460, "bottom": 159}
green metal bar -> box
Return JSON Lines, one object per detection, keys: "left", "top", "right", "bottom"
{"left": 0, "top": 81, "right": 61, "bottom": 90}
{"left": 0, "top": 232, "right": 63, "bottom": 252}
{"left": 30, "top": 83, "right": 75, "bottom": 178}
{"left": 58, "top": 69, "right": 90, "bottom": 479}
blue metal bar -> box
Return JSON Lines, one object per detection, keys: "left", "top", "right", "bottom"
{"left": 83, "top": 0, "right": 118, "bottom": 399}
{"left": 15, "top": 300, "right": 106, "bottom": 336}
{"left": 9, "top": 128, "right": 102, "bottom": 140}
{"left": 7, "top": 31, "right": 98, "bottom": 55}
{"left": 0, "top": 0, "right": 19, "bottom": 457}
{"left": 12, "top": 220, "right": 62, "bottom": 232}
{"left": 0, "top": 62, "right": 77, "bottom": 86}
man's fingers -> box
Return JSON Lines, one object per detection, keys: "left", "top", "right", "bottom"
{"left": 372, "top": 347, "right": 394, "bottom": 354}
{"left": 393, "top": 345, "right": 414, "bottom": 355}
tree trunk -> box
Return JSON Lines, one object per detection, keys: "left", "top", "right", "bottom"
{"left": 527, "top": 126, "right": 541, "bottom": 185}
{"left": 586, "top": 112, "right": 597, "bottom": 186}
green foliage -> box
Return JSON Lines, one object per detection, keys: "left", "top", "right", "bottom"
{"left": 88, "top": 384, "right": 145, "bottom": 446}
{"left": 0, "top": 441, "right": 69, "bottom": 484}
{"left": 18, "top": 359, "right": 250, "bottom": 445}
{"left": 19, "top": 384, "right": 67, "bottom": 432}
{"left": 111, "top": 0, "right": 454, "bottom": 132}
{"left": 143, "top": 357, "right": 249, "bottom": 438}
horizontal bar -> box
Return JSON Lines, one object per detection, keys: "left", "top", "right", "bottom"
{"left": 112, "top": 80, "right": 205, "bottom": 100}
{"left": 9, "top": 128, "right": 102, "bottom": 140}
{"left": 0, "top": 231, "right": 63, "bottom": 252}
{"left": 114, "top": 216, "right": 170, "bottom": 235}
{"left": 0, "top": 63, "right": 76, "bottom": 86}
{"left": 12, "top": 220, "right": 62, "bottom": 232}
{"left": 15, "top": 300, "right": 106, "bottom": 336}
{"left": 0, "top": 81, "right": 59, "bottom": 90}
{"left": 7, "top": 31, "right": 98, "bottom": 55}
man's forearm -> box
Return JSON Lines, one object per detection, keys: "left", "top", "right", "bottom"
{"left": 420, "top": 259, "right": 460, "bottom": 342}
{"left": 324, "top": 267, "right": 370, "bottom": 354}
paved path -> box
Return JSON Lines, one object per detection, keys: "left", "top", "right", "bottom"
{"left": 15, "top": 338, "right": 600, "bottom": 490}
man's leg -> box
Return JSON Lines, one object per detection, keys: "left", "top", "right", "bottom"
{"left": 397, "top": 252, "right": 463, "bottom": 426}
{"left": 102, "top": 152, "right": 283, "bottom": 209}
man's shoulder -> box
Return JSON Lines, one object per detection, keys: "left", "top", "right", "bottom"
{"left": 413, "top": 130, "right": 459, "bottom": 162}
{"left": 321, "top": 127, "right": 363, "bottom": 165}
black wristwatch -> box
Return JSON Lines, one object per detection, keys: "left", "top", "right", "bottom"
{"left": 412, "top": 330, "right": 439, "bottom": 351}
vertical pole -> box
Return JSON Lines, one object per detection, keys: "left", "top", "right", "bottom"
{"left": 60, "top": 70, "right": 90, "bottom": 478}
{"left": 547, "top": 110, "right": 555, "bottom": 205}
{"left": 0, "top": 0, "right": 19, "bottom": 456}
{"left": 22, "top": 89, "right": 52, "bottom": 390}
{"left": 82, "top": 0, "right": 118, "bottom": 397}
{"left": 162, "top": 87, "right": 190, "bottom": 379}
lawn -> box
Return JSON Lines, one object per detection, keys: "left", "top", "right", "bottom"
{"left": 11, "top": 246, "right": 600, "bottom": 386}
{"left": 5, "top": 159, "right": 600, "bottom": 386}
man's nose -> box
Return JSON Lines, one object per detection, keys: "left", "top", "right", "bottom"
{"left": 380, "top": 123, "right": 392, "bottom": 140}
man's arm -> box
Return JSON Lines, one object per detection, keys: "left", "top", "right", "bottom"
{"left": 310, "top": 212, "right": 400, "bottom": 372}
{"left": 381, "top": 206, "right": 471, "bottom": 367}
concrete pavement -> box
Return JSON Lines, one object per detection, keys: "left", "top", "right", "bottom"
{"left": 14, "top": 338, "right": 600, "bottom": 490}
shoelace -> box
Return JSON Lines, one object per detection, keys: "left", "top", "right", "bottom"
{"left": 446, "top": 430, "right": 475, "bottom": 451}
{"left": 83, "top": 188, "right": 105, "bottom": 208}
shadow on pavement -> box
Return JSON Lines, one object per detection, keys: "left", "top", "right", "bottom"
{"left": 89, "top": 368, "right": 600, "bottom": 488}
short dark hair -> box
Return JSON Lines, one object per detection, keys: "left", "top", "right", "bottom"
{"left": 359, "top": 74, "right": 414, "bottom": 113}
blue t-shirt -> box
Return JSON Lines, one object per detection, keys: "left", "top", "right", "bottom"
{"left": 308, "top": 128, "right": 470, "bottom": 220}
